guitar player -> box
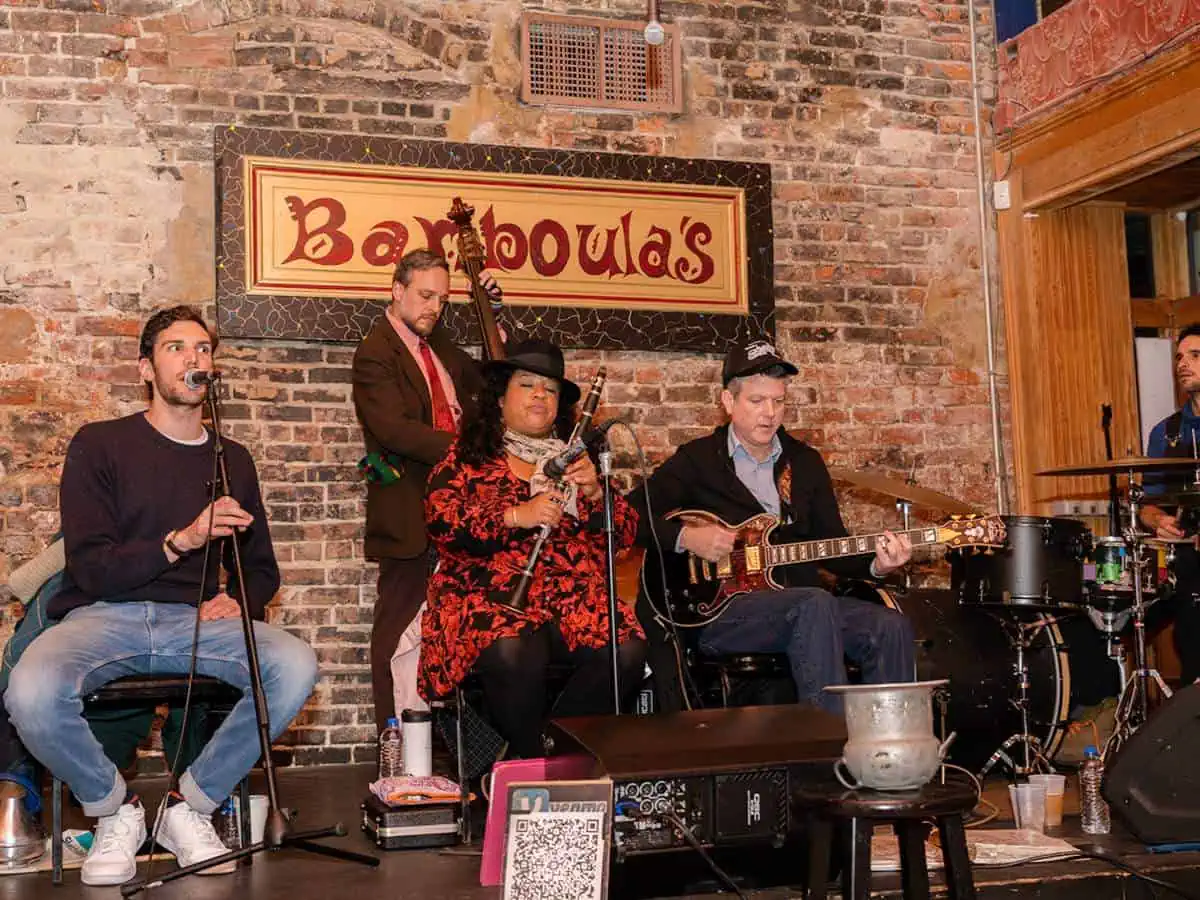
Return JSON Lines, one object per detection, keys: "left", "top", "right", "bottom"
{"left": 634, "top": 339, "right": 915, "bottom": 715}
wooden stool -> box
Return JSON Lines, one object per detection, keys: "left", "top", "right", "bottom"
{"left": 794, "top": 777, "right": 978, "bottom": 900}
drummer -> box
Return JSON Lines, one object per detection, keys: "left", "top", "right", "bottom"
{"left": 1139, "top": 323, "right": 1200, "bottom": 685}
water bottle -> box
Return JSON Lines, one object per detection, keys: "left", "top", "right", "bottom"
{"left": 1080, "top": 745, "right": 1111, "bottom": 835}
{"left": 214, "top": 795, "right": 241, "bottom": 850}
{"left": 378, "top": 717, "right": 403, "bottom": 778}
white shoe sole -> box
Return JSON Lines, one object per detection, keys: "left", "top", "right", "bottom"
{"left": 80, "top": 864, "right": 137, "bottom": 886}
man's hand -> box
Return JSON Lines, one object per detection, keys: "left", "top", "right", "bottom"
{"left": 479, "top": 269, "right": 503, "bottom": 307}
{"left": 178, "top": 496, "right": 253, "bottom": 551}
{"left": 680, "top": 523, "right": 737, "bottom": 563}
{"left": 1143, "top": 505, "right": 1186, "bottom": 540}
{"left": 509, "top": 492, "right": 566, "bottom": 530}
{"left": 200, "top": 592, "right": 241, "bottom": 621}
{"left": 562, "top": 455, "right": 601, "bottom": 501}
{"left": 873, "top": 531, "right": 912, "bottom": 576}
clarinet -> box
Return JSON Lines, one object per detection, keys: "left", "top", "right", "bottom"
{"left": 504, "top": 367, "right": 607, "bottom": 612}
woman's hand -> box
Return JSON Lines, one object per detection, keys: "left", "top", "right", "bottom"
{"left": 562, "top": 455, "right": 602, "bottom": 501}
{"left": 508, "top": 492, "right": 566, "bottom": 530}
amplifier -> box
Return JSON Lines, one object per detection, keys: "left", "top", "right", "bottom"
{"left": 612, "top": 768, "right": 790, "bottom": 855}
{"left": 549, "top": 705, "right": 846, "bottom": 859}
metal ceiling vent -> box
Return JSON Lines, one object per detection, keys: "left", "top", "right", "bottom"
{"left": 521, "top": 11, "right": 682, "bottom": 114}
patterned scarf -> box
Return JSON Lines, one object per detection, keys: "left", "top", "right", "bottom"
{"left": 503, "top": 429, "right": 580, "bottom": 519}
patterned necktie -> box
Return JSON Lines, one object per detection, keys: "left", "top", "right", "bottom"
{"left": 418, "top": 339, "right": 456, "bottom": 433}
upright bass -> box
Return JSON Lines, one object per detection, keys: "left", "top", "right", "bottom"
{"left": 447, "top": 197, "right": 506, "bottom": 362}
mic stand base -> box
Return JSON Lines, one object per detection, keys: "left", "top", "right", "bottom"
{"left": 120, "top": 817, "right": 380, "bottom": 897}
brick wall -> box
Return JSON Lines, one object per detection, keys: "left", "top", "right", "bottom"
{"left": 0, "top": 0, "right": 1004, "bottom": 764}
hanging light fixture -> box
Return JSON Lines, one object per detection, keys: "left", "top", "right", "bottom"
{"left": 644, "top": 0, "right": 666, "bottom": 45}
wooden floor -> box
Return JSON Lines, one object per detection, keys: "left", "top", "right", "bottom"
{"left": 6, "top": 764, "right": 1200, "bottom": 899}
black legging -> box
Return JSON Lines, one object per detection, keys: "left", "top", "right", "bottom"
{"left": 474, "top": 624, "right": 647, "bottom": 758}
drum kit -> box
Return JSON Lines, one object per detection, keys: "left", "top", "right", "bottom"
{"left": 833, "top": 455, "right": 1200, "bottom": 777}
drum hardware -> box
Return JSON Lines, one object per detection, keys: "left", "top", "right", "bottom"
{"left": 1100, "top": 480, "right": 1172, "bottom": 757}
{"left": 977, "top": 616, "right": 1060, "bottom": 778}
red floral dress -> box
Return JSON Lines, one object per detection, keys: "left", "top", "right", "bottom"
{"left": 418, "top": 444, "right": 643, "bottom": 700}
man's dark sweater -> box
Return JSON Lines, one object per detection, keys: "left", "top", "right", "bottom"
{"left": 50, "top": 413, "right": 280, "bottom": 620}
{"left": 636, "top": 424, "right": 871, "bottom": 587}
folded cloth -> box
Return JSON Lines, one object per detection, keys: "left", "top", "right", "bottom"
{"left": 370, "top": 775, "right": 465, "bottom": 807}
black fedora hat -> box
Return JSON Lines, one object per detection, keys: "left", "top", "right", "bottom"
{"left": 482, "top": 338, "right": 581, "bottom": 405}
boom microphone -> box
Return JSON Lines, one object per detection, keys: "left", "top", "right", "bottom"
{"left": 183, "top": 369, "right": 221, "bottom": 389}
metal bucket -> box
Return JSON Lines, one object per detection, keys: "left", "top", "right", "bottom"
{"left": 826, "top": 680, "right": 953, "bottom": 791}
{"left": 0, "top": 776, "right": 44, "bottom": 868}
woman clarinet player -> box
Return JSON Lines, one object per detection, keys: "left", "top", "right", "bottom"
{"left": 418, "top": 339, "right": 646, "bottom": 758}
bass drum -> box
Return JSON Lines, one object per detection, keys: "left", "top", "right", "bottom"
{"left": 839, "top": 581, "right": 1072, "bottom": 774}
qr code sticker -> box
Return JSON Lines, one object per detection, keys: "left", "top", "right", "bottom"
{"left": 503, "top": 811, "right": 606, "bottom": 900}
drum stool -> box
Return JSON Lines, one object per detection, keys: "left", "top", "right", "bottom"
{"left": 795, "top": 777, "right": 978, "bottom": 900}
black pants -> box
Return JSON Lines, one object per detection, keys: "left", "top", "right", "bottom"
{"left": 474, "top": 624, "right": 647, "bottom": 758}
{"left": 371, "top": 553, "right": 430, "bottom": 733}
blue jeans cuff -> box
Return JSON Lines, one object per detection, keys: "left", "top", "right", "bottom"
{"left": 81, "top": 772, "right": 126, "bottom": 819}
{"left": 179, "top": 770, "right": 218, "bottom": 816}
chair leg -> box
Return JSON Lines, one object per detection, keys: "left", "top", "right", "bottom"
{"left": 896, "top": 820, "right": 932, "bottom": 900}
{"left": 805, "top": 815, "right": 833, "bottom": 899}
{"left": 52, "top": 776, "right": 63, "bottom": 886}
{"left": 937, "top": 813, "right": 977, "bottom": 900}
{"left": 839, "top": 817, "right": 873, "bottom": 900}
{"left": 455, "top": 690, "right": 470, "bottom": 845}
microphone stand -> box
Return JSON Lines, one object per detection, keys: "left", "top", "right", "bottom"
{"left": 122, "top": 377, "right": 378, "bottom": 897}
{"left": 599, "top": 441, "right": 622, "bottom": 716}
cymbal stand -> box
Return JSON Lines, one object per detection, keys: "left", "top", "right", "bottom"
{"left": 1103, "top": 478, "right": 1173, "bottom": 759}
{"left": 978, "top": 617, "right": 1055, "bottom": 779}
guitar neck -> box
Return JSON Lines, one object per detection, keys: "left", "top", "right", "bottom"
{"left": 764, "top": 527, "right": 939, "bottom": 567}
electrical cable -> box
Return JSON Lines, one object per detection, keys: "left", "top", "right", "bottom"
{"left": 618, "top": 421, "right": 700, "bottom": 711}
{"left": 659, "top": 810, "right": 747, "bottom": 900}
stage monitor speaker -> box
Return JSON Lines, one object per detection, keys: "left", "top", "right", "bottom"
{"left": 1104, "top": 683, "right": 1200, "bottom": 844}
{"left": 548, "top": 705, "right": 847, "bottom": 857}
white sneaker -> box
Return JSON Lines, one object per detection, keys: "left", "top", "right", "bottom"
{"left": 154, "top": 802, "right": 237, "bottom": 875}
{"left": 81, "top": 803, "right": 147, "bottom": 886}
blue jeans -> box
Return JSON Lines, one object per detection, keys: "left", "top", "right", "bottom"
{"left": 698, "top": 587, "right": 914, "bottom": 715}
{"left": 4, "top": 602, "right": 318, "bottom": 817}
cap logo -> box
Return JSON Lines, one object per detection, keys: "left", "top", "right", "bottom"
{"left": 744, "top": 341, "right": 777, "bottom": 360}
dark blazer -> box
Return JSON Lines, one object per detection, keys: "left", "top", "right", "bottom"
{"left": 352, "top": 316, "right": 482, "bottom": 560}
{"left": 635, "top": 424, "right": 871, "bottom": 586}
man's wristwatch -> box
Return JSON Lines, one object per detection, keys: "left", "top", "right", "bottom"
{"left": 164, "top": 531, "right": 188, "bottom": 557}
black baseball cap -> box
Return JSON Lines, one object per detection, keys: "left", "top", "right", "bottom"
{"left": 721, "top": 339, "right": 798, "bottom": 386}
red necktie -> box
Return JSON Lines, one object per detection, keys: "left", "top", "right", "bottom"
{"left": 418, "top": 340, "right": 456, "bottom": 433}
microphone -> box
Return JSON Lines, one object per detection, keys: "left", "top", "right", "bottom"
{"left": 542, "top": 368, "right": 608, "bottom": 480}
{"left": 184, "top": 369, "right": 220, "bottom": 390}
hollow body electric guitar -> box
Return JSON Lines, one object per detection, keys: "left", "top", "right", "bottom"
{"left": 643, "top": 509, "right": 1007, "bottom": 628}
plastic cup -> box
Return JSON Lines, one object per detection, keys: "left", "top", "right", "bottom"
{"left": 1028, "top": 774, "right": 1066, "bottom": 827}
{"left": 234, "top": 794, "right": 269, "bottom": 843}
{"left": 1009, "top": 783, "right": 1047, "bottom": 833}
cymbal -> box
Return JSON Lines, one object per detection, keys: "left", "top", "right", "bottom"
{"left": 827, "top": 469, "right": 977, "bottom": 515}
{"left": 1037, "top": 456, "right": 1200, "bottom": 477}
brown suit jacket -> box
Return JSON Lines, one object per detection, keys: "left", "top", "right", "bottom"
{"left": 352, "top": 316, "right": 482, "bottom": 559}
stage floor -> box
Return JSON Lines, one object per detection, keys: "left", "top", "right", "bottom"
{"left": 8, "top": 764, "right": 1200, "bottom": 898}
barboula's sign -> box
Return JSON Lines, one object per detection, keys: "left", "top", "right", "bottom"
{"left": 216, "top": 129, "right": 774, "bottom": 351}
